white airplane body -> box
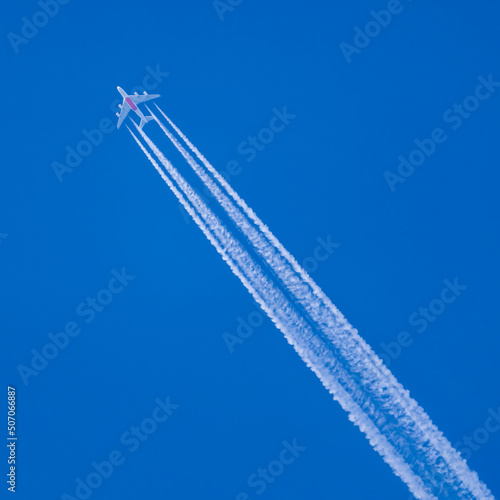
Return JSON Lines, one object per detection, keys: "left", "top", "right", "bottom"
{"left": 116, "top": 86, "right": 160, "bottom": 129}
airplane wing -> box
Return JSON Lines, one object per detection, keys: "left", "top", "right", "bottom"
{"left": 116, "top": 102, "right": 131, "bottom": 129}
{"left": 129, "top": 93, "right": 160, "bottom": 105}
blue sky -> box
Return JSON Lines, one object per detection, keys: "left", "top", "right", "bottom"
{"left": 2, "top": 1, "right": 500, "bottom": 498}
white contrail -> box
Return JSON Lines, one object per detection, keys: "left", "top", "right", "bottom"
{"left": 149, "top": 107, "right": 492, "bottom": 498}
{"left": 128, "top": 123, "right": 437, "bottom": 498}
{"left": 127, "top": 120, "right": 493, "bottom": 499}
{"left": 127, "top": 124, "right": 275, "bottom": 332}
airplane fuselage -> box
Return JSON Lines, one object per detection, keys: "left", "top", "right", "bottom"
{"left": 116, "top": 85, "right": 160, "bottom": 129}
{"left": 125, "top": 97, "right": 137, "bottom": 111}
{"left": 117, "top": 86, "right": 147, "bottom": 121}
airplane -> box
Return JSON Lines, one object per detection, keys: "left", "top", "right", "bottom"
{"left": 115, "top": 86, "right": 160, "bottom": 129}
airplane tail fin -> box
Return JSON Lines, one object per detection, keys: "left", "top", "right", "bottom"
{"left": 139, "top": 115, "right": 155, "bottom": 130}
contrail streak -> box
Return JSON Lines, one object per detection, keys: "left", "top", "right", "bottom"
{"left": 150, "top": 107, "right": 492, "bottom": 499}
{"left": 126, "top": 117, "right": 493, "bottom": 499}
{"left": 129, "top": 123, "right": 433, "bottom": 497}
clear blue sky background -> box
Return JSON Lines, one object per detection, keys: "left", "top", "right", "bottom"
{"left": 2, "top": 1, "right": 499, "bottom": 499}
